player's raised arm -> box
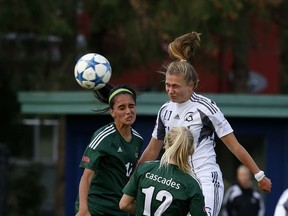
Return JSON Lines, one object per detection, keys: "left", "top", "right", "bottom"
{"left": 221, "top": 132, "right": 272, "bottom": 193}
{"left": 137, "top": 137, "right": 164, "bottom": 166}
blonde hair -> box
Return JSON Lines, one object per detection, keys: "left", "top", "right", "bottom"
{"left": 165, "top": 31, "right": 201, "bottom": 90}
{"left": 160, "top": 126, "right": 194, "bottom": 174}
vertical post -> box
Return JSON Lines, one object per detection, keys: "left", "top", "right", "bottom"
{"left": 0, "top": 144, "right": 9, "bottom": 216}
{"left": 55, "top": 116, "right": 66, "bottom": 216}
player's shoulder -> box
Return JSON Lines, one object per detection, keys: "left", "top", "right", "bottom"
{"left": 138, "top": 161, "right": 160, "bottom": 172}
{"left": 92, "top": 123, "right": 116, "bottom": 138}
{"left": 89, "top": 123, "right": 116, "bottom": 149}
{"left": 158, "top": 100, "right": 171, "bottom": 110}
{"left": 184, "top": 172, "right": 202, "bottom": 185}
{"left": 88, "top": 123, "right": 117, "bottom": 150}
{"left": 252, "top": 189, "right": 264, "bottom": 199}
{"left": 142, "top": 160, "right": 160, "bottom": 167}
{"left": 131, "top": 127, "right": 143, "bottom": 140}
{"left": 190, "top": 92, "right": 220, "bottom": 114}
{"left": 179, "top": 173, "right": 204, "bottom": 193}
{"left": 225, "top": 184, "right": 241, "bottom": 196}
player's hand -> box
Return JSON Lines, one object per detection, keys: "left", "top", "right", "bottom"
{"left": 258, "top": 176, "right": 272, "bottom": 192}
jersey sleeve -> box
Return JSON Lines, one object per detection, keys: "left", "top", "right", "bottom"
{"left": 208, "top": 105, "right": 233, "bottom": 138}
{"left": 151, "top": 104, "right": 167, "bottom": 140}
{"left": 79, "top": 128, "right": 109, "bottom": 171}
{"left": 274, "top": 189, "right": 288, "bottom": 216}
{"left": 188, "top": 178, "right": 207, "bottom": 216}
{"left": 79, "top": 145, "right": 104, "bottom": 171}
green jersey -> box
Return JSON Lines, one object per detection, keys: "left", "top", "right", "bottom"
{"left": 123, "top": 161, "right": 207, "bottom": 216}
{"left": 75, "top": 123, "right": 143, "bottom": 215}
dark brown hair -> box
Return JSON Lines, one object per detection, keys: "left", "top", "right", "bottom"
{"left": 93, "top": 84, "right": 136, "bottom": 113}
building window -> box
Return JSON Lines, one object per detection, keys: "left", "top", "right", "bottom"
{"left": 22, "top": 118, "right": 59, "bottom": 163}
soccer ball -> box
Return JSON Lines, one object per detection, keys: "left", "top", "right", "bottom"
{"left": 74, "top": 53, "right": 112, "bottom": 90}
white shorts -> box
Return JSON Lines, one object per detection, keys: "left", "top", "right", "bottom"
{"left": 189, "top": 169, "right": 224, "bottom": 216}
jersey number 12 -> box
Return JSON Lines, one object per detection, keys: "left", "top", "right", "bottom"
{"left": 142, "top": 186, "right": 173, "bottom": 215}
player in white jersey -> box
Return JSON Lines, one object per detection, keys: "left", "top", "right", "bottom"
{"left": 137, "top": 31, "right": 272, "bottom": 216}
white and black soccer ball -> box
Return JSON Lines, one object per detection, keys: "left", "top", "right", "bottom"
{"left": 74, "top": 53, "right": 112, "bottom": 90}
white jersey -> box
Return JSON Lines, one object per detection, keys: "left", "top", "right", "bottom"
{"left": 152, "top": 92, "right": 233, "bottom": 215}
{"left": 273, "top": 189, "right": 288, "bottom": 216}
{"left": 152, "top": 92, "right": 233, "bottom": 174}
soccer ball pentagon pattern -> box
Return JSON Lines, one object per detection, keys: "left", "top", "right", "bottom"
{"left": 74, "top": 53, "right": 112, "bottom": 90}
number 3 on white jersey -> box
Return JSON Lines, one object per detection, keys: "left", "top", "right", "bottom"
{"left": 142, "top": 186, "right": 173, "bottom": 216}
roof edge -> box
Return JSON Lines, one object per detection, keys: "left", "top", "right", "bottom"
{"left": 18, "top": 91, "right": 288, "bottom": 118}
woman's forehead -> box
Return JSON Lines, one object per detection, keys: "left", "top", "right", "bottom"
{"left": 166, "top": 74, "right": 185, "bottom": 83}
{"left": 113, "top": 94, "right": 135, "bottom": 104}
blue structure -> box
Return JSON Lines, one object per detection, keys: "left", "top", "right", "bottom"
{"left": 18, "top": 91, "right": 288, "bottom": 216}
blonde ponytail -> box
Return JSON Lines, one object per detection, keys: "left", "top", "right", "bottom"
{"left": 160, "top": 127, "right": 194, "bottom": 174}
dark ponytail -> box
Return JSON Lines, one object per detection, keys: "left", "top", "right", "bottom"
{"left": 92, "top": 83, "right": 136, "bottom": 113}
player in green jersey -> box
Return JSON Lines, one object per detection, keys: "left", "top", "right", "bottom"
{"left": 119, "top": 126, "right": 207, "bottom": 216}
{"left": 75, "top": 84, "right": 143, "bottom": 216}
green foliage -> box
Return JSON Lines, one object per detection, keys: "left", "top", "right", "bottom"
{"left": 0, "top": 0, "right": 70, "bottom": 35}
{"left": 0, "top": 0, "right": 283, "bottom": 92}
{"left": 80, "top": 0, "right": 281, "bottom": 76}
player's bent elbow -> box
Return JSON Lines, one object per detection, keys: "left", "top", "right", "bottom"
{"left": 119, "top": 197, "right": 130, "bottom": 211}
{"left": 119, "top": 199, "right": 127, "bottom": 211}
{"left": 119, "top": 195, "right": 136, "bottom": 214}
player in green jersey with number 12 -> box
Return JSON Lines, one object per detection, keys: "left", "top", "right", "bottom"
{"left": 119, "top": 126, "right": 207, "bottom": 216}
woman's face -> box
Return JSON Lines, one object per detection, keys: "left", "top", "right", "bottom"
{"left": 237, "top": 167, "right": 252, "bottom": 189}
{"left": 165, "top": 74, "right": 194, "bottom": 103}
{"left": 110, "top": 94, "right": 136, "bottom": 126}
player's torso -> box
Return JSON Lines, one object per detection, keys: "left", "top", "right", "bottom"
{"left": 161, "top": 101, "right": 202, "bottom": 133}
{"left": 160, "top": 99, "right": 215, "bottom": 148}
{"left": 158, "top": 97, "right": 220, "bottom": 171}
{"left": 136, "top": 162, "right": 196, "bottom": 215}
{"left": 86, "top": 124, "right": 143, "bottom": 213}
{"left": 92, "top": 124, "right": 142, "bottom": 178}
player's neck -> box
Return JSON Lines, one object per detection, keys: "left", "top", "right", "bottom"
{"left": 169, "top": 159, "right": 177, "bottom": 165}
{"left": 115, "top": 124, "right": 132, "bottom": 142}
